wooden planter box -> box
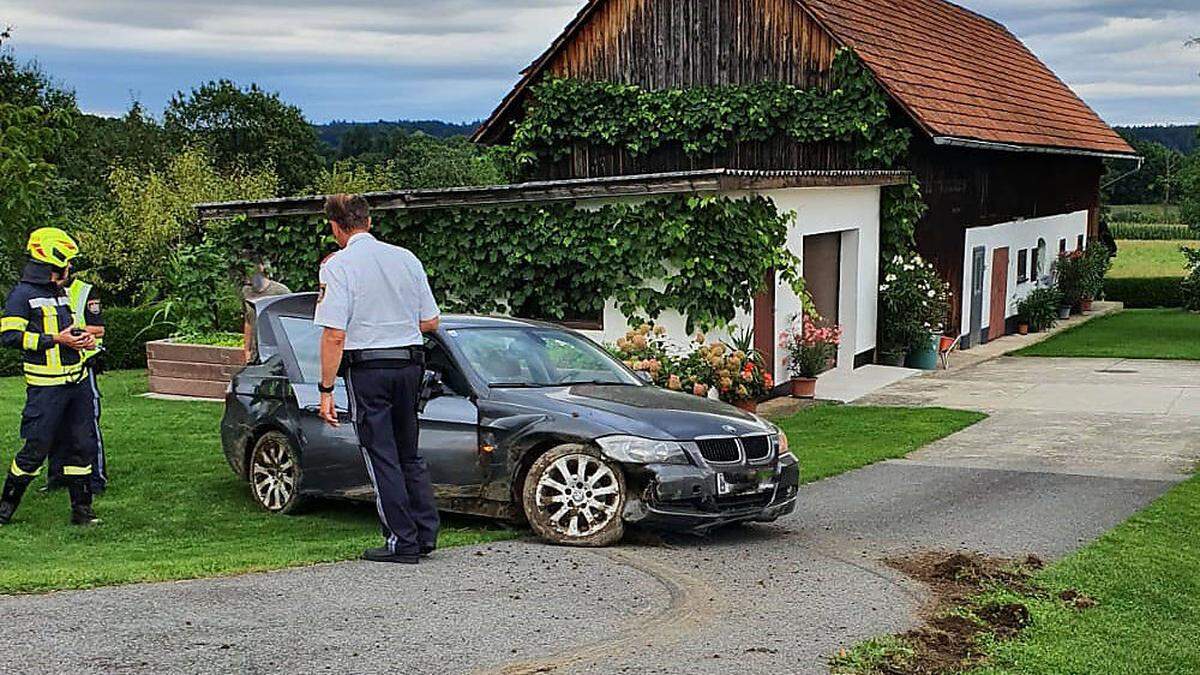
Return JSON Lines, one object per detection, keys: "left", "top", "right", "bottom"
{"left": 146, "top": 340, "right": 246, "bottom": 399}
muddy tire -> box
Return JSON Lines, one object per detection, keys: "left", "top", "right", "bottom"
{"left": 521, "top": 444, "right": 626, "bottom": 547}
{"left": 249, "top": 431, "right": 305, "bottom": 515}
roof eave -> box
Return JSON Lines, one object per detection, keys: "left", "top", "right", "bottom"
{"left": 931, "top": 136, "right": 1140, "bottom": 161}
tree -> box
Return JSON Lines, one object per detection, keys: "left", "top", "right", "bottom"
{"left": 1104, "top": 137, "right": 1186, "bottom": 205}
{"left": 59, "top": 102, "right": 171, "bottom": 214}
{"left": 164, "top": 80, "right": 322, "bottom": 194}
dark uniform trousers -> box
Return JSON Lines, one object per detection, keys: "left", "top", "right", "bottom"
{"left": 3, "top": 380, "right": 95, "bottom": 507}
{"left": 346, "top": 362, "right": 439, "bottom": 555}
{"left": 49, "top": 367, "right": 106, "bottom": 491}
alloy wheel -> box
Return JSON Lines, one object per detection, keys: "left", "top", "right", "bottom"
{"left": 534, "top": 453, "right": 621, "bottom": 538}
{"left": 251, "top": 434, "right": 298, "bottom": 512}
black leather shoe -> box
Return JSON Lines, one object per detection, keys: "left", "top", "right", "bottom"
{"left": 361, "top": 547, "right": 419, "bottom": 565}
{"left": 420, "top": 544, "right": 436, "bottom": 557}
{"left": 0, "top": 501, "right": 14, "bottom": 525}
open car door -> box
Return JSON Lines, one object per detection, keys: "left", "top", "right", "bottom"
{"left": 256, "top": 294, "right": 488, "bottom": 504}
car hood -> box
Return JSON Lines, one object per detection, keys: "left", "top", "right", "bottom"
{"left": 494, "top": 384, "right": 774, "bottom": 441}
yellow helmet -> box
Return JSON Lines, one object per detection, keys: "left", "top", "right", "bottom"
{"left": 27, "top": 227, "right": 80, "bottom": 268}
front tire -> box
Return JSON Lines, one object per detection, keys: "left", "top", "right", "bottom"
{"left": 522, "top": 444, "right": 626, "bottom": 547}
{"left": 249, "top": 431, "right": 305, "bottom": 514}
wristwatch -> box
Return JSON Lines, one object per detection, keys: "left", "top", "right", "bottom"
{"left": 318, "top": 382, "right": 336, "bottom": 394}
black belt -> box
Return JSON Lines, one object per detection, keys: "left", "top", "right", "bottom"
{"left": 344, "top": 347, "right": 425, "bottom": 368}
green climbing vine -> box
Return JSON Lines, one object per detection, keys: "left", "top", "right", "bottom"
{"left": 510, "top": 49, "right": 911, "bottom": 171}
{"left": 226, "top": 194, "right": 802, "bottom": 332}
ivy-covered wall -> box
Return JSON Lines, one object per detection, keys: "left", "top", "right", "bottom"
{"left": 228, "top": 195, "right": 801, "bottom": 332}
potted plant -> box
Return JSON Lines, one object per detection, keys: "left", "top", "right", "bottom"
{"left": 879, "top": 253, "right": 950, "bottom": 371}
{"left": 1053, "top": 249, "right": 1087, "bottom": 314}
{"left": 1080, "top": 242, "right": 1112, "bottom": 313}
{"left": 780, "top": 313, "right": 842, "bottom": 399}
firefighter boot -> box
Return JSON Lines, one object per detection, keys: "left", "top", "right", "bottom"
{"left": 67, "top": 479, "right": 99, "bottom": 526}
{"left": 0, "top": 472, "right": 33, "bottom": 526}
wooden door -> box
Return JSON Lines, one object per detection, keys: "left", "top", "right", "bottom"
{"left": 988, "top": 247, "right": 1009, "bottom": 342}
{"left": 803, "top": 233, "right": 841, "bottom": 324}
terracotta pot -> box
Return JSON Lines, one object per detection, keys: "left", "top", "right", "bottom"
{"left": 733, "top": 399, "right": 759, "bottom": 414}
{"left": 1017, "top": 323, "right": 1030, "bottom": 335}
{"left": 790, "top": 377, "right": 817, "bottom": 399}
{"left": 1079, "top": 298, "right": 1094, "bottom": 314}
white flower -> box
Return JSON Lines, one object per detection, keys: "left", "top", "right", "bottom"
{"left": 879, "top": 284, "right": 890, "bottom": 291}
{"left": 904, "top": 264, "right": 915, "bottom": 271}
{"left": 927, "top": 290, "right": 937, "bottom": 298}
{"left": 892, "top": 255, "right": 904, "bottom": 264}
{"left": 885, "top": 274, "right": 897, "bottom": 282}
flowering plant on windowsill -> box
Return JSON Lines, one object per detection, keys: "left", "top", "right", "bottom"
{"left": 780, "top": 312, "right": 843, "bottom": 379}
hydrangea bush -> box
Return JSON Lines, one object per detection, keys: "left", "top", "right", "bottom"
{"left": 609, "top": 324, "right": 774, "bottom": 403}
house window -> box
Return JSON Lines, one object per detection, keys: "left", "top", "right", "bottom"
{"left": 1017, "top": 249, "right": 1029, "bottom": 283}
{"left": 1059, "top": 238, "right": 1067, "bottom": 254}
{"left": 1033, "top": 239, "right": 1046, "bottom": 281}
{"left": 1077, "top": 234, "right": 1085, "bottom": 251}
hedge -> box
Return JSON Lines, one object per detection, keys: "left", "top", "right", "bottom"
{"left": 0, "top": 305, "right": 174, "bottom": 377}
{"left": 1109, "top": 223, "right": 1200, "bottom": 241}
{"left": 1104, "top": 277, "right": 1183, "bottom": 308}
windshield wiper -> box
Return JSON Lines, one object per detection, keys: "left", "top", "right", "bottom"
{"left": 559, "top": 380, "right": 629, "bottom": 386}
{"left": 488, "top": 382, "right": 554, "bottom": 389}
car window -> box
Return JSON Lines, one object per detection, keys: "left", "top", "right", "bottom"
{"left": 447, "top": 327, "right": 638, "bottom": 387}
{"left": 424, "top": 338, "right": 471, "bottom": 397}
{"left": 277, "top": 316, "right": 323, "bottom": 382}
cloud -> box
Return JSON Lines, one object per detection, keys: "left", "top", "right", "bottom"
{"left": 4, "top": 0, "right": 1198, "bottom": 125}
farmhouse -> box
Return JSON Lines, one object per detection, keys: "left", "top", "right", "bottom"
{"left": 200, "top": 0, "right": 1135, "bottom": 389}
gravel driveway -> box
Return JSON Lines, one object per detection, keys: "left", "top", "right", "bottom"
{"left": 3, "top": 357, "right": 1197, "bottom": 674}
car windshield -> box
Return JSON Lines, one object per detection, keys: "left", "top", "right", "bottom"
{"left": 447, "top": 326, "right": 639, "bottom": 388}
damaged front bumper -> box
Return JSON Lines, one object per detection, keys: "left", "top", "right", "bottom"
{"left": 621, "top": 453, "right": 800, "bottom": 533}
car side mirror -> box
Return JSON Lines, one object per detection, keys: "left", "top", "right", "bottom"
{"left": 419, "top": 370, "right": 446, "bottom": 413}
{"left": 635, "top": 370, "right": 654, "bottom": 384}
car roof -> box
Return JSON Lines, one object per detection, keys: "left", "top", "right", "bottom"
{"left": 255, "top": 293, "right": 568, "bottom": 332}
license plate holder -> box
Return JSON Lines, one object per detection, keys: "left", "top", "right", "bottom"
{"left": 716, "top": 469, "right": 776, "bottom": 496}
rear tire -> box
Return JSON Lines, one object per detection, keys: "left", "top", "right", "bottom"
{"left": 521, "top": 444, "right": 626, "bottom": 547}
{"left": 249, "top": 431, "right": 305, "bottom": 514}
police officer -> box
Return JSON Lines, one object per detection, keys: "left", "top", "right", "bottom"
{"left": 314, "top": 194, "right": 441, "bottom": 564}
{"left": 0, "top": 228, "right": 100, "bottom": 526}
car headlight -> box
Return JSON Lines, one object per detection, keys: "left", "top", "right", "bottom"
{"left": 596, "top": 435, "right": 689, "bottom": 465}
{"left": 774, "top": 430, "right": 790, "bottom": 457}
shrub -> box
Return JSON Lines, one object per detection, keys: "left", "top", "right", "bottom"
{"left": 0, "top": 304, "right": 175, "bottom": 376}
{"left": 1109, "top": 223, "right": 1200, "bottom": 241}
{"left": 1015, "top": 286, "right": 1063, "bottom": 332}
{"left": 1103, "top": 277, "right": 1182, "bottom": 309}
{"left": 879, "top": 253, "right": 951, "bottom": 352}
{"left": 1181, "top": 246, "right": 1200, "bottom": 311}
{"left": 608, "top": 324, "right": 774, "bottom": 402}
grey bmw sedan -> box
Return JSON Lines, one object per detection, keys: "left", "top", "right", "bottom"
{"left": 221, "top": 293, "right": 799, "bottom": 547}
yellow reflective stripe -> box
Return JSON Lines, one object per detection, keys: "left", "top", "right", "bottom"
{"left": 23, "top": 371, "right": 84, "bottom": 386}
{"left": 1, "top": 316, "right": 28, "bottom": 332}
{"left": 23, "top": 361, "right": 84, "bottom": 376}
{"left": 41, "top": 306, "right": 61, "bottom": 369}
{"left": 22, "top": 332, "right": 41, "bottom": 350}
{"left": 9, "top": 460, "right": 41, "bottom": 477}
{"left": 62, "top": 465, "right": 93, "bottom": 476}
{"left": 67, "top": 281, "right": 91, "bottom": 327}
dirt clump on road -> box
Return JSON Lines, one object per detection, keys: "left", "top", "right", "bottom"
{"left": 859, "top": 551, "right": 1045, "bottom": 674}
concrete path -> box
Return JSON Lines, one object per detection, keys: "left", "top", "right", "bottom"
{"left": 3, "top": 357, "right": 1197, "bottom": 675}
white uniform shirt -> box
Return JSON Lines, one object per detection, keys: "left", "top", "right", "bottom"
{"left": 313, "top": 232, "right": 440, "bottom": 350}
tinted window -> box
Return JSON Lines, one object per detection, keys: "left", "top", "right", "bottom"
{"left": 277, "top": 316, "right": 323, "bottom": 382}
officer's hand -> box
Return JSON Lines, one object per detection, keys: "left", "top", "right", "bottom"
{"left": 54, "top": 327, "right": 90, "bottom": 351}
{"left": 318, "top": 392, "right": 340, "bottom": 427}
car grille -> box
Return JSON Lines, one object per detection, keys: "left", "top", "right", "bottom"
{"left": 695, "top": 438, "right": 741, "bottom": 463}
{"left": 742, "top": 436, "right": 771, "bottom": 462}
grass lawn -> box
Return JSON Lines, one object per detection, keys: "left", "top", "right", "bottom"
{"left": 774, "top": 405, "right": 986, "bottom": 484}
{"left": 972, "top": 473, "right": 1200, "bottom": 674}
{"left": 0, "top": 371, "right": 516, "bottom": 594}
{"left": 1109, "top": 240, "right": 1190, "bottom": 278}
{"left": 1015, "top": 309, "right": 1200, "bottom": 360}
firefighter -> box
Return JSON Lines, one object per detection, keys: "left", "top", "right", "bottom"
{"left": 0, "top": 228, "right": 100, "bottom": 526}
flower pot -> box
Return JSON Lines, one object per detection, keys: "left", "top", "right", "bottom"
{"left": 938, "top": 335, "right": 956, "bottom": 353}
{"left": 1057, "top": 305, "right": 1072, "bottom": 320}
{"left": 1017, "top": 323, "right": 1029, "bottom": 336}
{"left": 790, "top": 377, "right": 817, "bottom": 399}
{"left": 1078, "top": 298, "right": 1094, "bottom": 314}
{"left": 733, "top": 399, "right": 759, "bottom": 414}
{"left": 879, "top": 349, "right": 907, "bottom": 367}
{"left": 904, "top": 336, "right": 939, "bottom": 371}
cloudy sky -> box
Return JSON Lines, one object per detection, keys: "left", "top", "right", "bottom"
{"left": 4, "top": 0, "right": 1198, "bottom": 126}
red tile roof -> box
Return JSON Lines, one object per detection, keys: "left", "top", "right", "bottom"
{"left": 475, "top": 0, "right": 1135, "bottom": 157}
{"left": 803, "top": 0, "right": 1135, "bottom": 155}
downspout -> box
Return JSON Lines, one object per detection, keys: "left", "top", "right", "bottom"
{"left": 1101, "top": 155, "right": 1145, "bottom": 191}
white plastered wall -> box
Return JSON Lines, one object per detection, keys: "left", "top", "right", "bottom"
{"left": 579, "top": 185, "right": 882, "bottom": 385}
{"left": 959, "top": 210, "right": 1089, "bottom": 339}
